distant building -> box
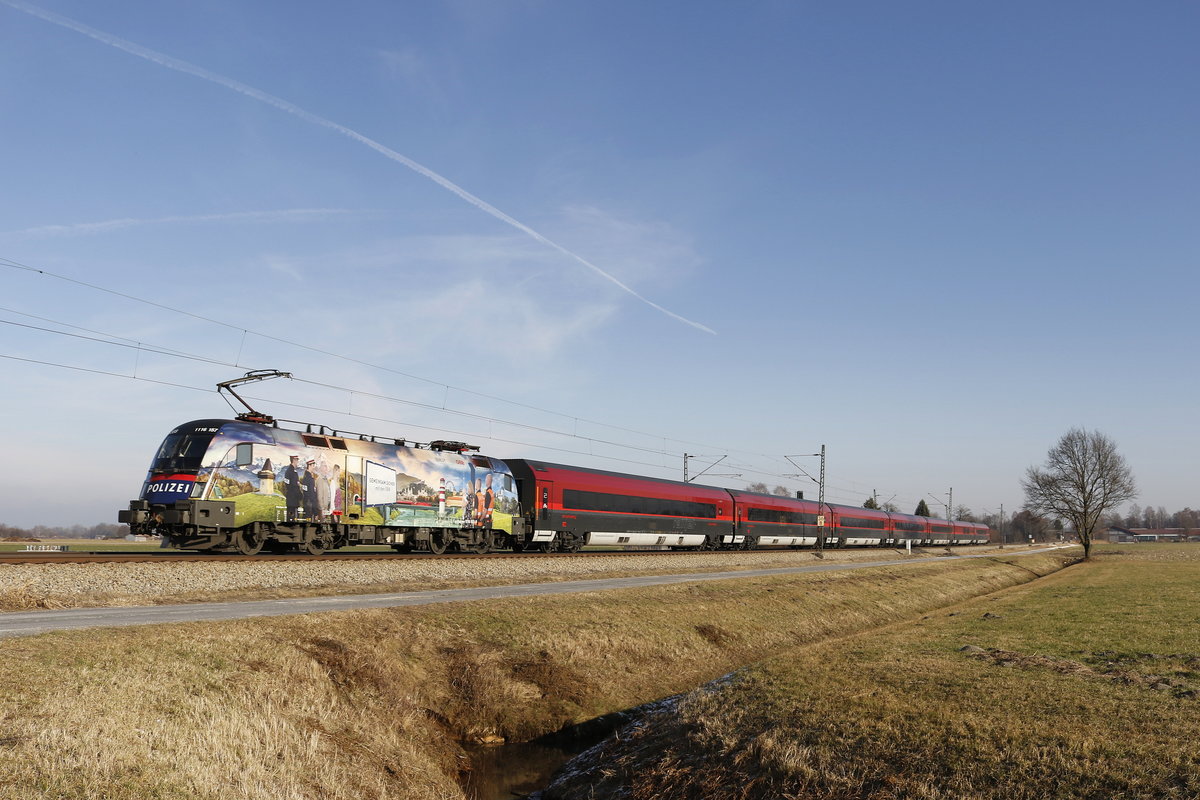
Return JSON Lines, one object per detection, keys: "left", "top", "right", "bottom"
{"left": 1106, "top": 526, "right": 1195, "bottom": 543}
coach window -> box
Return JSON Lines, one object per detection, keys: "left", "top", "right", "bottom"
{"left": 562, "top": 489, "right": 717, "bottom": 518}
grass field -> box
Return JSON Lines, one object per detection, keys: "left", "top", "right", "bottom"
{"left": 542, "top": 543, "right": 1200, "bottom": 799}
{"left": 0, "top": 550, "right": 1073, "bottom": 800}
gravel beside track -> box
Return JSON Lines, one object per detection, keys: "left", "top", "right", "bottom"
{"left": 0, "top": 546, "right": 1017, "bottom": 610}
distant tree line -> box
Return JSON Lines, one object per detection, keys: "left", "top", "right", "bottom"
{"left": 744, "top": 482, "right": 795, "bottom": 497}
{"left": 0, "top": 523, "right": 130, "bottom": 540}
{"left": 1112, "top": 504, "right": 1200, "bottom": 531}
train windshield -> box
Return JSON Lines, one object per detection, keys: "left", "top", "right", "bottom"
{"left": 151, "top": 432, "right": 214, "bottom": 471}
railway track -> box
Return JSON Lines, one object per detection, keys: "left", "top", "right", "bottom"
{"left": 0, "top": 547, "right": 816, "bottom": 566}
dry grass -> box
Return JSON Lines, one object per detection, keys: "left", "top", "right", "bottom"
{"left": 0, "top": 545, "right": 1022, "bottom": 611}
{"left": 542, "top": 543, "right": 1200, "bottom": 799}
{"left": 0, "top": 551, "right": 1071, "bottom": 800}
{"left": 0, "top": 579, "right": 72, "bottom": 610}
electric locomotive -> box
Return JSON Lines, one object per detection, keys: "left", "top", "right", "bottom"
{"left": 119, "top": 416, "right": 526, "bottom": 555}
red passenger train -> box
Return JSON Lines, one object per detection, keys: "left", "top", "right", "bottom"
{"left": 508, "top": 460, "right": 989, "bottom": 553}
{"left": 123, "top": 415, "right": 990, "bottom": 554}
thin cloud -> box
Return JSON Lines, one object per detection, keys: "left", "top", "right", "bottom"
{"left": 0, "top": 208, "right": 372, "bottom": 238}
{"left": 375, "top": 47, "right": 445, "bottom": 99}
{"left": 3, "top": 0, "right": 716, "bottom": 335}
{"left": 260, "top": 254, "right": 306, "bottom": 283}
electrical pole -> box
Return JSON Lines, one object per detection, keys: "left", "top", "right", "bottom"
{"left": 817, "top": 444, "right": 827, "bottom": 551}
{"left": 819, "top": 444, "right": 826, "bottom": 509}
{"left": 683, "top": 454, "right": 739, "bottom": 484}
{"left": 784, "top": 445, "right": 826, "bottom": 550}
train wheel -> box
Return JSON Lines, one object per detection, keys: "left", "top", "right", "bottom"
{"left": 468, "top": 531, "right": 494, "bottom": 555}
{"left": 233, "top": 529, "right": 264, "bottom": 556}
{"left": 428, "top": 532, "right": 450, "bottom": 555}
{"left": 300, "top": 535, "right": 329, "bottom": 556}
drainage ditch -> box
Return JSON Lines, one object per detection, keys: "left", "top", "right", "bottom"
{"left": 461, "top": 711, "right": 635, "bottom": 800}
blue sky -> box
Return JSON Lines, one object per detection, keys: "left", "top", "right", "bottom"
{"left": 1, "top": 0, "right": 1196, "bottom": 527}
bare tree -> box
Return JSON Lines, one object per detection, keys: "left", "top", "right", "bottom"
{"left": 1021, "top": 428, "right": 1137, "bottom": 558}
{"left": 1009, "top": 509, "right": 1051, "bottom": 543}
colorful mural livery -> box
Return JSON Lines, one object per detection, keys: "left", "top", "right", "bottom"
{"left": 141, "top": 420, "right": 518, "bottom": 535}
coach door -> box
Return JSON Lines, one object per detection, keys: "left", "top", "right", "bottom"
{"left": 537, "top": 481, "right": 554, "bottom": 523}
{"left": 528, "top": 480, "right": 557, "bottom": 545}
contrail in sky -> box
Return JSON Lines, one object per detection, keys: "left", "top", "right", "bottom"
{"left": 3, "top": 0, "right": 716, "bottom": 335}
{"left": 1, "top": 208, "right": 368, "bottom": 238}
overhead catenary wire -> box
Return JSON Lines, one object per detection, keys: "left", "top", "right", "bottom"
{"left": 0, "top": 314, "right": 741, "bottom": 465}
{"left": 0, "top": 347, "right": 937, "bottom": 506}
{"left": 0, "top": 256, "right": 761, "bottom": 459}
{"left": 0, "top": 256, "right": 945, "bottom": 504}
{"left": 0, "top": 351, "right": 751, "bottom": 478}
{"left": 0, "top": 256, "right": 806, "bottom": 465}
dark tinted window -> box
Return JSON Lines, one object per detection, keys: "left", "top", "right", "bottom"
{"left": 894, "top": 521, "right": 925, "bottom": 532}
{"left": 931, "top": 525, "right": 952, "bottom": 533}
{"left": 152, "top": 433, "right": 214, "bottom": 471}
{"left": 747, "top": 507, "right": 820, "bottom": 525}
{"left": 839, "top": 516, "right": 886, "bottom": 530}
{"left": 563, "top": 489, "right": 717, "bottom": 519}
